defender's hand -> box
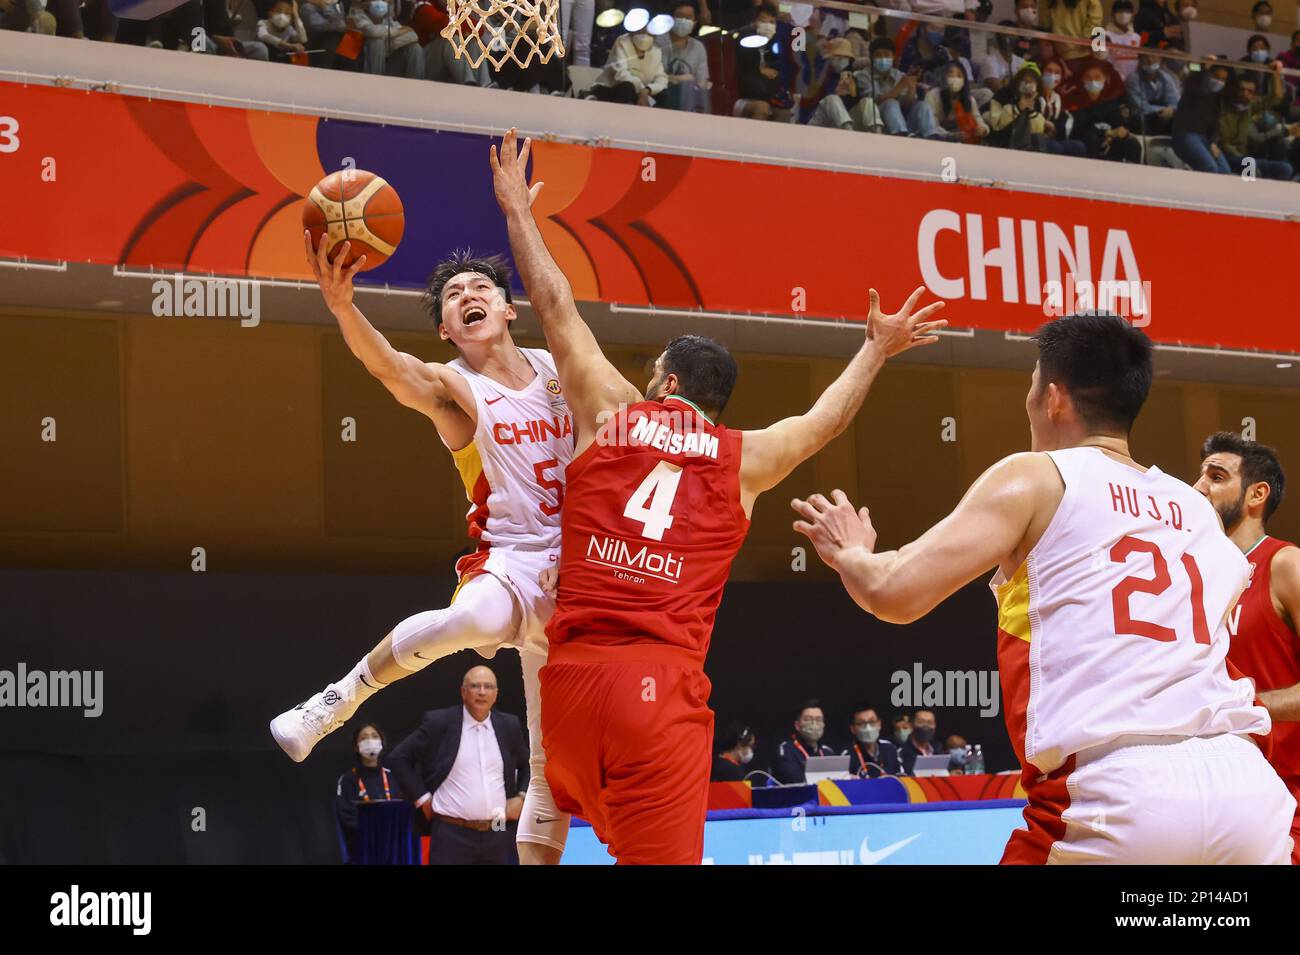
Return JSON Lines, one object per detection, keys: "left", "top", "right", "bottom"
{"left": 865, "top": 286, "right": 947, "bottom": 357}
{"left": 791, "top": 490, "right": 877, "bottom": 570}
{"left": 489, "top": 127, "right": 544, "bottom": 216}
{"left": 538, "top": 565, "right": 558, "bottom": 597}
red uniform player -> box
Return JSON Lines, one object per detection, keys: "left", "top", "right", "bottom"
{"left": 490, "top": 127, "right": 947, "bottom": 863}
{"left": 1197, "top": 433, "right": 1300, "bottom": 863}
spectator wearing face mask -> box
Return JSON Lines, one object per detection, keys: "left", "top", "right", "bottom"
{"left": 856, "top": 37, "right": 930, "bottom": 135}
{"left": 1243, "top": 34, "right": 1275, "bottom": 71}
{"left": 807, "top": 37, "right": 873, "bottom": 129}
{"left": 892, "top": 713, "right": 913, "bottom": 747}
{"left": 772, "top": 700, "right": 835, "bottom": 784}
{"left": 336, "top": 723, "right": 405, "bottom": 863}
{"left": 945, "top": 734, "right": 970, "bottom": 773}
{"left": 712, "top": 721, "right": 757, "bottom": 781}
{"left": 899, "top": 20, "right": 954, "bottom": 89}
{"left": 1039, "top": 0, "right": 1103, "bottom": 67}
{"left": 899, "top": 708, "right": 940, "bottom": 775}
{"left": 1071, "top": 63, "right": 1142, "bottom": 160}
{"left": 1106, "top": 0, "right": 1141, "bottom": 81}
{"left": 1172, "top": 61, "right": 1232, "bottom": 172}
{"left": 1126, "top": 51, "right": 1181, "bottom": 134}
{"left": 733, "top": 4, "right": 793, "bottom": 121}
{"left": 844, "top": 706, "right": 901, "bottom": 778}
{"left": 1134, "top": 0, "right": 1184, "bottom": 51}
{"left": 1251, "top": 1, "right": 1272, "bottom": 34}
{"left": 259, "top": 0, "right": 308, "bottom": 61}
{"left": 1039, "top": 58, "right": 1088, "bottom": 153}
{"left": 919, "top": 62, "right": 989, "bottom": 142}
{"left": 591, "top": 26, "right": 668, "bottom": 105}
{"left": 347, "top": 0, "right": 423, "bottom": 78}
{"left": 987, "top": 64, "right": 1052, "bottom": 150}
{"left": 656, "top": 2, "right": 711, "bottom": 112}
{"left": 1220, "top": 65, "right": 1295, "bottom": 180}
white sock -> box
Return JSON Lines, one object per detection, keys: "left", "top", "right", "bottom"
{"left": 339, "top": 658, "right": 383, "bottom": 705}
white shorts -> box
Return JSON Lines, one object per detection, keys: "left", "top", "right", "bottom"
{"left": 1040, "top": 733, "right": 1295, "bottom": 864}
{"left": 456, "top": 546, "right": 570, "bottom": 852}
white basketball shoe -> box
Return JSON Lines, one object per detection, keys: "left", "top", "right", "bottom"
{"left": 270, "top": 684, "right": 361, "bottom": 762}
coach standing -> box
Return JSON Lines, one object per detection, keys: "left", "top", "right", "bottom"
{"left": 388, "top": 665, "right": 529, "bottom": 865}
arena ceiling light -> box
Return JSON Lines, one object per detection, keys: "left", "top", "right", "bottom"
{"left": 623, "top": 7, "right": 649, "bottom": 31}
{"left": 647, "top": 13, "right": 673, "bottom": 34}
{"left": 595, "top": 8, "right": 624, "bottom": 27}
{"left": 738, "top": 32, "right": 770, "bottom": 48}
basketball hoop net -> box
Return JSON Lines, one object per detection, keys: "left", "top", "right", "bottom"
{"left": 441, "top": 0, "right": 565, "bottom": 69}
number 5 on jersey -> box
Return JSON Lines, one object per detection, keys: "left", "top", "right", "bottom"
{"left": 623, "top": 461, "right": 683, "bottom": 541}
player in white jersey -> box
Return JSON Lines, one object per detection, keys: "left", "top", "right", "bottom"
{"left": 792, "top": 313, "right": 1295, "bottom": 864}
{"left": 269, "top": 234, "right": 571, "bottom": 863}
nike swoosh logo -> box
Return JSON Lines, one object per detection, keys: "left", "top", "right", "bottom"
{"left": 858, "top": 833, "right": 920, "bottom": 865}
{"left": 486, "top": 396, "right": 504, "bottom": 405}
{"left": 534, "top": 814, "right": 560, "bottom": 824}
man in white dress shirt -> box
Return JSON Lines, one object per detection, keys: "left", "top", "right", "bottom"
{"left": 387, "top": 665, "right": 530, "bottom": 865}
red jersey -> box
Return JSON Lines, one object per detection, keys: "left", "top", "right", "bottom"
{"left": 546, "top": 396, "right": 750, "bottom": 667}
{"left": 1226, "top": 535, "right": 1300, "bottom": 778}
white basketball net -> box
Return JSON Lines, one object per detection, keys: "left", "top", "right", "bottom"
{"left": 441, "top": 0, "right": 565, "bottom": 69}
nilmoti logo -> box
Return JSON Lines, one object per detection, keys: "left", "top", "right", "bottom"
{"left": 49, "top": 885, "right": 151, "bottom": 935}
{"left": 0, "top": 663, "right": 103, "bottom": 717}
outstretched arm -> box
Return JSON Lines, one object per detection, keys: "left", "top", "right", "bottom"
{"left": 738, "top": 287, "right": 946, "bottom": 512}
{"left": 490, "top": 128, "right": 642, "bottom": 447}
{"left": 304, "top": 231, "right": 472, "bottom": 447}
{"left": 790, "top": 453, "right": 1055, "bottom": 624}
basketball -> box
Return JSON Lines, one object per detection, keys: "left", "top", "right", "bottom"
{"left": 302, "top": 170, "right": 405, "bottom": 271}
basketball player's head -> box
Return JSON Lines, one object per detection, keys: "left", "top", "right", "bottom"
{"left": 1194, "top": 432, "right": 1286, "bottom": 532}
{"left": 645, "top": 335, "right": 739, "bottom": 419}
{"left": 1027, "top": 313, "right": 1153, "bottom": 451}
{"left": 423, "top": 250, "right": 516, "bottom": 350}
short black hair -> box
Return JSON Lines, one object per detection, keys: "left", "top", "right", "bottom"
{"left": 1033, "top": 313, "right": 1153, "bottom": 433}
{"left": 1201, "top": 432, "right": 1287, "bottom": 521}
{"left": 661, "top": 335, "right": 739, "bottom": 417}
{"left": 1111, "top": 0, "right": 1134, "bottom": 11}
{"left": 869, "top": 36, "right": 895, "bottom": 55}
{"left": 716, "top": 719, "right": 754, "bottom": 752}
{"left": 1252, "top": 0, "right": 1271, "bottom": 13}
{"left": 850, "top": 704, "right": 879, "bottom": 720}
{"left": 756, "top": 1, "right": 779, "bottom": 17}
{"left": 794, "top": 698, "right": 824, "bottom": 721}
{"left": 422, "top": 250, "right": 514, "bottom": 329}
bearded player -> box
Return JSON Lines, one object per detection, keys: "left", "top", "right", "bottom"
{"left": 792, "top": 314, "right": 1295, "bottom": 864}
{"left": 269, "top": 232, "right": 572, "bottom": 863}
{"left": 1195, "top": 433, "right": 1300, "bottom": 863}
{"left": 490, "top": 127, "right": 946, "bottom": 864}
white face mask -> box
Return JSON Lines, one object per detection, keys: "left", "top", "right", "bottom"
{"left": 1020, "top": 81, "right": 1038, "bottom": 95}
{"left": 358, "top": 738, "right": 383, "bottom": 759}
{"left": 1017, "top": 7, "right": 1037, "bottom": 25}
{"left": 755, "top": 20, "right": 776, "bottom": 38}
{"left": 631, "top": 32, "right": 655, "bottom": 51}
{"left": 830, "top": 56, "right": 852, "bottom": 71}
{"left": 1042, "top": 72, "right": 1060, "bottom": 88}
{"left": 946, "top": 75, "right": 965, "bottom": 92}
{"left": 270, "top": 11, "right": 290, "bottom": 27}
{"left": 1084, "top": 79, "right": 1105, "bottom": 94}
{"left": 1256, "top": 15, "right": 1271, "bottom": 29}
{"left": 1179, "top": 5, "right": 1197, "bottom": 19}
{"left": 368, "top": 0, "right": 386, "bottom": 18}
{"left": 737, "top": 746, "right": 754, "bottom": 764}
{"left": 672, "top": 17, "right": 694, "bottom": 36}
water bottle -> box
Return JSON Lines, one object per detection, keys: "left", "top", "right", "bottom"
{"left": 969, "top": 744, "right": 985, "bottom": 775}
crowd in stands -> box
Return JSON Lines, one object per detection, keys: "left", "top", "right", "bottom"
{"left": 712, "top": 699, "right": 988, "bottom": 784}
{"left": 7, "top": 0, "right": 1299, "bottom": 179}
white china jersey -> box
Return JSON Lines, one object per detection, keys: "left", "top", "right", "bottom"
{"left": 992, "top": 447, "right": 1270, "bottom": 774}
{"left": 445, "top": 348, "right": 572, "bottom": 550}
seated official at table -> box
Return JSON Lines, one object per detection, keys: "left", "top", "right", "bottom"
{"left": 387, "top": 665, "right": 529, "bottom": 865}
{"left": 843, "top": 705, "right": 901, "bottom": 778}
{"left": 712, "top": 720, "right": 757, "bottom": 782}
{"left": 336, "top": 723, "right": 405, "bottom": 863}
{"left": 772, "top": 699, "right": 835, "bottom": 784}
{"left": 898, "top": 708, "right": 941, "bottom": 776}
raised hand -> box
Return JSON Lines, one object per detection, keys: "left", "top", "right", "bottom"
{"left": 303, "top": 230, "right": 366, "bottom": 315}
{"left": 791, "top": 489, "right": 877, "bottom": 571}
{"left": 489, "top": 126, "right": 544, "bottom": 217}
{"left": 865, "top": 286, "right": 947, "bottom": 357}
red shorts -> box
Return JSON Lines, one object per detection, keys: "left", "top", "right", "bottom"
{"left": 540, "top": 641, "right": 713, "bottom": 865}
